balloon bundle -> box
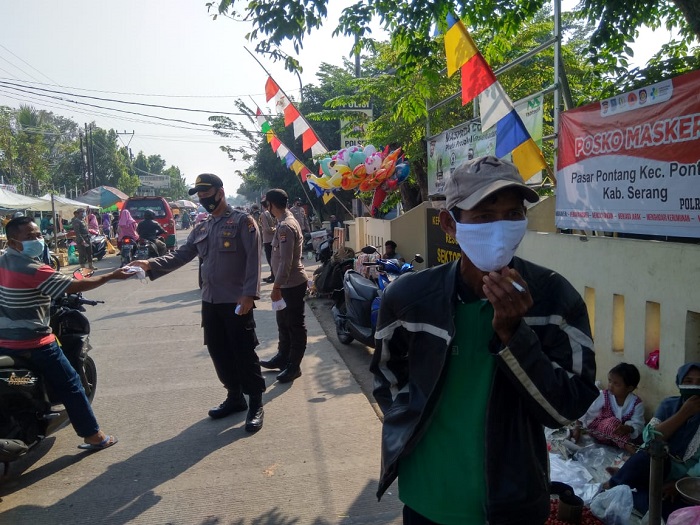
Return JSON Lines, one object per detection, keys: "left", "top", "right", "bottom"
{"left": 307, "top": 144, "right": 410, "bottom": 217}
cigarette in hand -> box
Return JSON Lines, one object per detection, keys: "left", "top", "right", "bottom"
{"left": 510, "top": 280, "right": 526, "bottom": 293}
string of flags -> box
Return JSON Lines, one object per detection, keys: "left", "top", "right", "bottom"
{"left": 443, "top": 14, "right": 547, "bottom": 180}
{"left": 265, "top": 76, "right": 328, "bottom": 157}
{"left": 255, "top": 107, "right": 312, "bottom": 183}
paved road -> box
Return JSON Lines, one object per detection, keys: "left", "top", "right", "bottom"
{"left": 0, "top": 231, "right": 402, "bottom": 525}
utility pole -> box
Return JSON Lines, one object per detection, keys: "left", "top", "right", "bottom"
{"left": 89, "top": 124, "right": 96, "bottom": 188}
{"left": 79, "top": 131, "right": 88, "bottom": 192}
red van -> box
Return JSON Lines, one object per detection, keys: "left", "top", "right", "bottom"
{"left": 122, "top": 196, "right": 177, "bottom": 250}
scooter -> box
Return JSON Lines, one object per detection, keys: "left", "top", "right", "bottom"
{"left": 0, "top": 270, "right": 102, "bottom": 475}
{"left": 333, "top": 247, "right": 423, "bottom": 346}
{"left": 133, "top": 238, "right": 159, "bottom": 260}
{"left": 119, "top": 236, "right": 137, "bottom": 267}
{"left": 90, "top": 233, "right": 107, "bottom": 261}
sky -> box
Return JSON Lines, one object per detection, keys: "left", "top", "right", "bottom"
{"left": 0, "top": 1, "right": 674, "bottom": 197}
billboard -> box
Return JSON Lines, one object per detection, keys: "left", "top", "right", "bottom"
{"left": 556, "top": 69, "right": 700, "bottom": 237}
{"left": 427, "top": 95, "right": 544, "bottom": 196}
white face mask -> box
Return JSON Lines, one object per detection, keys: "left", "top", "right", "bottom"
{"left": 451, "top": 215, "right": 528, "bottom": 272}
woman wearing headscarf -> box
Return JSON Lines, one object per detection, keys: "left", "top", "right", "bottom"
{"left": 87, "top": 211, "right": 99, "bottom": 234}
{"left": 608, "top": 362, "right": 700, "bottom": 518}
{"left": 117, "top": 209, "right": 139, "bottom": 242}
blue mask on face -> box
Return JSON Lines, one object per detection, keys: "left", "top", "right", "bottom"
{"left": 21, "top": 238, "right": 45, "bottom": 259}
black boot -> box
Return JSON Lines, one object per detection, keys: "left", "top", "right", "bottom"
{"left": 208, "top": 392, "right": 248, "bottom": 419}
{"left": 260, "top": 353, "right": 287, "bottom": 370}
{"left": 245, "top": 394, "right": 264, "bottom": 433}
{"left": 277, "top": 364, "right": 302, "bottom": 383}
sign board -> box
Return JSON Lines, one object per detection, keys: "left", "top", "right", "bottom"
{"left": 339, "top": 105, "right": 372, "bottom": 149}
{"left": 556, "top": 69, "right": 700, "bottom": 237}
{"left": 139, "top": 175, "right": 170, "bottom": 189}
{"left": 427, "top": 95, "right": 544, "bottom": 196}
{"left": 426, "top": 208, "right": 461, "bottom": 267}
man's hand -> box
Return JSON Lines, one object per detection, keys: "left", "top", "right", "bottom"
{"left": 270, "top": 287, "right": 282, "bottom": 302}
{"left": 237, "top": 295, "right": 255, "bottom": 315}
{"left": 613, "top": 424, "right": 633, "bottom": 436}
{"left": 129, "top": 260, "right": 151, "bottom": 271}
{"left": 482, "top": 267, "right": 533, "bottom": 344}
{"left": 110, "top": 267, "right": 134, "bottom": 280}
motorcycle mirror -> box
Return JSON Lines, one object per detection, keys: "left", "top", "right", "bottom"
{"left": 73, "top": 268, "right": 93, "bottom": 280}
{"left": 361, "top": 246, "right": 377, "bottom": 255}
{"left": 414, "top": 255, "right": 424, "bottom": 264}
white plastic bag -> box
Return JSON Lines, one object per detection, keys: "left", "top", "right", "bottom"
{"left": 590, "top": 484, "right": 634, "bottom": 525}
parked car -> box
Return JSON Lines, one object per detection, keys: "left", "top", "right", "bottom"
{"left": 122, "top": 196, "right": 177, "bottom": 251}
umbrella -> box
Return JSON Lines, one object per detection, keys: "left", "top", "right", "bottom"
{"left": 75, "top": 186, "right": 129, "bottom": 208}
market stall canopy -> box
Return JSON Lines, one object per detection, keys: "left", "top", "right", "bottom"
{"left": 0, "top": 188, "right": 49, "bottom": 212}
{"left": 75, "top": 186, "right": 129, "bottom": 208}
{"left": 41, "top": 194, "right": 99, "bottom": 213}
{"left": 175, "top": 200, "right": 198, "bottom": 210}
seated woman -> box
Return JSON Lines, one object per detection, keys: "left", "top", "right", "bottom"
{"left": 607, "top": 362, "right": 700, "bottom": 519}
{"left": 117, "top": 209, "right": 139, "bottom": 245}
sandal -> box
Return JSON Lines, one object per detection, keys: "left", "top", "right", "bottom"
{"left": 78, "top": 435, "right": 118, "bottom": 451}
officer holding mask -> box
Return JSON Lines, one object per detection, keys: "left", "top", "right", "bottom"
{"left": 130, "top": 174, "right": 266, "bottom": 433}
{"left": 371, "top": 156, "right": 598, "bottom": 525}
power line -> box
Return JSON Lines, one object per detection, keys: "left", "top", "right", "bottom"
{"left": 0, "top": 79, "right": 258, "bottom": 117}
{"left": 0, "top": 76, "right": 301, "bottom": 99}
{"left": 0, "top": 53, "right": 45, "bottom": 84}
{"left": 0, "top": 44, "right": 59, "bottom": 85}
{"left": 0, "top": 83, "right": 216, "bottom": 129}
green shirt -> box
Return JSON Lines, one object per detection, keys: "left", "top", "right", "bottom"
{"left": 398, "top": 300, "right": 495, "bottom": 524}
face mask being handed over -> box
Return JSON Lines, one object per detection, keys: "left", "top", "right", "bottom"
{"left": 451, "top": 214, "right": 528, "bottom": 272}
{"left": 199, "top": 190, "right": 222, "bottom": 212}
{"left": 19, "top": 238, "right": 46, "bottom": 259}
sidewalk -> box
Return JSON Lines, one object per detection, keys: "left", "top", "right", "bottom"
{"left": 0, "top": 254, "right": 402, "bottom": 524}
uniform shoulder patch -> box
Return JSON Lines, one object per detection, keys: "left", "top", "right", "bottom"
{"left": 246, "top": 216, "right": 256, "bottom": 232}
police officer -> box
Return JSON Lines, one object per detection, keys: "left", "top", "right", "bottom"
{"left": 259, "top": 189, "right": 308, "bottom": 383}
{"left": 290, "top": 197, "right": 311, "bottom": 235}
{"left": 130, "top": 174, "right": 266, "bottom": 432}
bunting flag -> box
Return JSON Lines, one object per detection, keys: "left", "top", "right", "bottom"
{"left": 265, "top": 75, "right": 328, "bottom": 157}
{"left": 255, "top": 107, "right": 311, "bottom": 183}
{"left": 443, "top": 15, "right": 547, "bottom": 180}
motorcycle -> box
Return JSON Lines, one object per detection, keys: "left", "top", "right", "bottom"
{"left": 332, "top": 246, "right": 423, "bottom": 347}
{"left": 90, "top": 233, "right": 107, "bottom": 261}
{"left": 133, "top": 237, "right": 161, "bottom": 261}
{"left": 0, "top": 270, "right": 102, "bottom": 475}
{"left": 118, "top": 236, "right": 138, "bottom": 266}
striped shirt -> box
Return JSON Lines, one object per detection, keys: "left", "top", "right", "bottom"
{"left": 0, "top": 248, "right": 72, "bottom": 349}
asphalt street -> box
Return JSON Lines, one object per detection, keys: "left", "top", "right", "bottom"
{"left": 0, "top": 230, "right": 402, "bottom": 525}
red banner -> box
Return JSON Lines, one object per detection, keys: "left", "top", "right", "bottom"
{"left": 556, "top": 69, "right": 700, "bottom": 237}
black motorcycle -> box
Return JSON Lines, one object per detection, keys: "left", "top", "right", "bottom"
{"left": 119, "top": 236, "right": 136, "bottom": 267}
{"left": 0, "top": 271, "right": 102, "bottom": 475}
{"left": 90, "top": 233, "right": 107, "bottom": 261}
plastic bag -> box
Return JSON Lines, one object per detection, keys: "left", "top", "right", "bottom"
{"left": 646, "top": 349, "right": 660, "bottom": 370}
{"left": 590, "top": 485, "right": 634, "bottom": 525}
{"left": 667, "top": 507, "right": 700, "bottom": 525}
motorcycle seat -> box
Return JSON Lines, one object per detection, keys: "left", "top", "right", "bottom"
{"left": 345, "top": 270, "right": 379, "bottom": 302}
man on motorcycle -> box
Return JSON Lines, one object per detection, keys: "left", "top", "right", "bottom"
{"left": 136, "top": 209, "right": 167, "bottom": 256}
{"left": 0, "top": 216, "right": 132, "bottom": 450}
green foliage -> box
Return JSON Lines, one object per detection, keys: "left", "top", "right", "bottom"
{"left": 211, "top": 0, "right": 699, "bottom": 84}
{"left": 0, "top": 105, "right": 189, "bottom": 199}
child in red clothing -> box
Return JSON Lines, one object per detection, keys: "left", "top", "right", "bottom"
{"left": 573, "top": 363, "right": 644, "bottom": 452}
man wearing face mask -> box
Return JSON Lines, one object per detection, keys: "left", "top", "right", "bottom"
{"left": 71, "top": 209, "right": 93, "bottom": 270}
{"left": 129, "top": 174, "right": 266, "bottom": 433}
{"left": 371, "top": 156, "right": 598, "bottom": 525}
{"left": 0, "top": 216, "right": 131, "bottom": 450}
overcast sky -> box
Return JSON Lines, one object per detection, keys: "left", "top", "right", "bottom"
{"left": 0, "top": 1, "right": 670, "bottom": 196}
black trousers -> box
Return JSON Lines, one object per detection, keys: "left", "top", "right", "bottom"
{"left": 76, "top": 242, "right": 92, "bottom": 267}
{"left": 263, "top": 242, "right": 273, "bottom": 277}
{"left": 201, "top": 301, "right": 265, "bottom": 397}
{"left": 276, "top": 282, "right": 307, "bottom": 367}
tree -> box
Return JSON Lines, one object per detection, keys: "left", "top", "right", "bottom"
{"left": 210, "top": 0, "right": 699, "bottom": 86}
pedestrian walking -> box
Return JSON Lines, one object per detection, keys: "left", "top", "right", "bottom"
{"left": 130, "top": 173, "right": 265, "bottom": 433}
{"left": 370, "top": 156, "right": 598, "bottom": 525}
{"left": 259, "top": 188, "right": 308, "bottom": 383}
